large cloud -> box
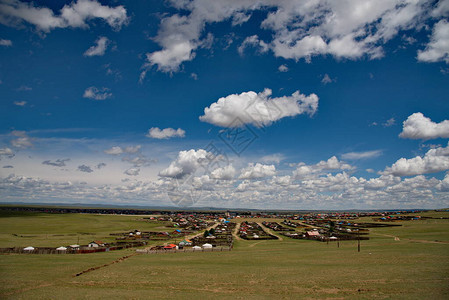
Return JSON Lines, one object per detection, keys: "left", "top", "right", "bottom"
{"left": 399, "top": 112, "right": 449, "bottom": 140}
{"left": 159, "top": 149, "right": 210, "bottom": 178}
{"left": 383, "top": 143, "right": 449, "bottom": 176}
{"left": 141, "top": 0, "right": 438, "bottom": 74}
{"left": 0, "top": 0, "right": 128, "bottom": 32}
{"left": 200, "top": 88, "right": 318, "bottom": 128}
{"left": 239, "top": 163, "right": 276, "bottom": 179}
{"left": 417, "top": 19, "right": 449, "bottom": 64}
{"left": 211, "top": 164, "right": 236, "bottom": 180}
{"left": 293, "top": 156, "right": 354, "bottom": 179}
{"left": 146, "top": 127, "right": 185, "bottom": 139}
{"left": 1, "top": 154, "right": 448, "bottom": 209}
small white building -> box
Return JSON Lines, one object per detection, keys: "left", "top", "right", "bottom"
{"left": 88, "top": 241, "right": 104, "bottom": 248}
{"left": 23, "top": 246, "right": 34, "bottom": 251}
{"left": 202, "top": 243, "right": 213, "bottom": 249}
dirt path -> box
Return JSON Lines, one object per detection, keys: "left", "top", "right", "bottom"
{"left": 248, "top": 240, "right": 267, "bottom": 248}
{"left": 184, "top": 222, "right": 219, "bottom": 241}
{"left": 257, "top": 222, "right": 283, "bottom": 241}
{"left": 74, "top": 253, "right": 139, "bottom": 277}
{"left": 232, "top": 222, "right": 243, "bottom": 241}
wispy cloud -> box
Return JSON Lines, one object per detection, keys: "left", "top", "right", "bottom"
{"left": 84, "top": 36, "right": 109, "bottom": 57}
{"left": 341, "top": 150, "right": 382, "bottom": 160}
{"left": 13, "top": 100, "right": 27, "bottom": 106}
{"left": 83, "top": 86, "right": 112, "bottom": 100}
{"left": 0, "top": 39, "right": 12, "bottom": 46}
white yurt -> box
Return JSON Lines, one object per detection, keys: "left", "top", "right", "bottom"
{"left": 56, "top": 246, "right": 67, "bottom": 251}
{"left": 23, "top": 246, "right": 34, "bottom": 251}
{"left": 192, "top": 246, "right": 202, "bottom": 250}
{"left": 202, "top": 243, "right": 213, "bottom": 249}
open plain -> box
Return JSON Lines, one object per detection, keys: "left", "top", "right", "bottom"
{"left": 1, "top": 209, "right": 448, "bottom": 299}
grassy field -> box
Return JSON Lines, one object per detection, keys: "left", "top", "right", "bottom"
{"left": 0, "top": 210, "right": 172, "bottom": 247}
{"left": 0, "top": 210, "right": 448, "bottom": 299}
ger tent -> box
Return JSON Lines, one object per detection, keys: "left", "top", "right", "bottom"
{"left": 202, "top": 243, "right": 213, "bottom": 249}
{"left": 192, "top": 246, "right": 202, "bottom": 250}
{"left": 56, "top": 246, "right": 67, "bottom": 251}
{"left": 23, "top": 246, "right": 34, "bottom": 251}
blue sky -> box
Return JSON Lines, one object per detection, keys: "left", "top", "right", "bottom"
{"left": 1, "top": 0, "right": 449, "bottom": 209}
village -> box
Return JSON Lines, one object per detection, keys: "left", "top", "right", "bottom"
{"left": 1, "top": 207, "right": 437, "bottom": 255}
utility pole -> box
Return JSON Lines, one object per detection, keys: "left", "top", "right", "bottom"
{"left": 357, "top": 229, "right": 360, "bottom": 252}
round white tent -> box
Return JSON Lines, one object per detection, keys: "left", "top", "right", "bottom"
{"left": 56, "top": 246, "right": 67, "bottom": 251}
{"left": 192, "top": 246, "right": 202, "bottom": 250}
{"left": 23, "top": 246, "right": 34, "bottom": 251}
{"left": 202, "top": 243, "right": 213, "bottom": 249}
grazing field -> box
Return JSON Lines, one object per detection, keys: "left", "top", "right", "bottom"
{"left": 0, "top": 210, "right": 171, "bottom": 248}
{"left": 1, "top": 210, "right": 448, "bottom": 299}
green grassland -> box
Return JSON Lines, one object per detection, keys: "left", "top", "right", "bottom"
{"left": 0, "top": 210, "right": 171, "bottom": 247}
{"left": 0, "top": 210, "right": 448, "bottom": 299}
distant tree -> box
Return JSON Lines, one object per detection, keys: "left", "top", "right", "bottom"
{"left": 209, "top": 228, "right": 215, "bottom": 235}
{"left": 203, "top": 230, "right": 209, "bottom": 237}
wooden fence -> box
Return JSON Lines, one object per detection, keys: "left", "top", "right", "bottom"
{"left": 136, "top": 246, "right": 232, "bottom": 254}
{"left": 0, "top": 242, "right": 146, "bottom": 255}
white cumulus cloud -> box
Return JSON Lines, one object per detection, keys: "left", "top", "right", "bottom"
{"left": 0, "top": 0, "right": 129, "bottom": 32}
{"left": 399, "top": 112, "right": 449, "bottom": 140}
{"left": 142, "top": 0, "right": 438, "bottom": 73}
{"left": 418, "top": 19, "right": 449, "bottom": 64}
{"left": 383, "top": 142, "right": 449, "bottom": 176}
{"left": 146, "top": 127, "right": 185, "bottom": 139}
{"left": 159, "top": 149, "right": 209, "bottom": 178}
{"left": 211, "top": 165, "right": 236, "bottom": 180}
{"left": 200, "top": 88, "right": 318, "bottom": 128}
{"left": 293, "top": 156, "right": 354, "bottom": 179}
{"left": 239, "top": 163, "right": 276, "bottom": 179}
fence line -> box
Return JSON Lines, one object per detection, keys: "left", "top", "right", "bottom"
{"left": 136, "top": 246, "right": 232, "bottom": 254}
